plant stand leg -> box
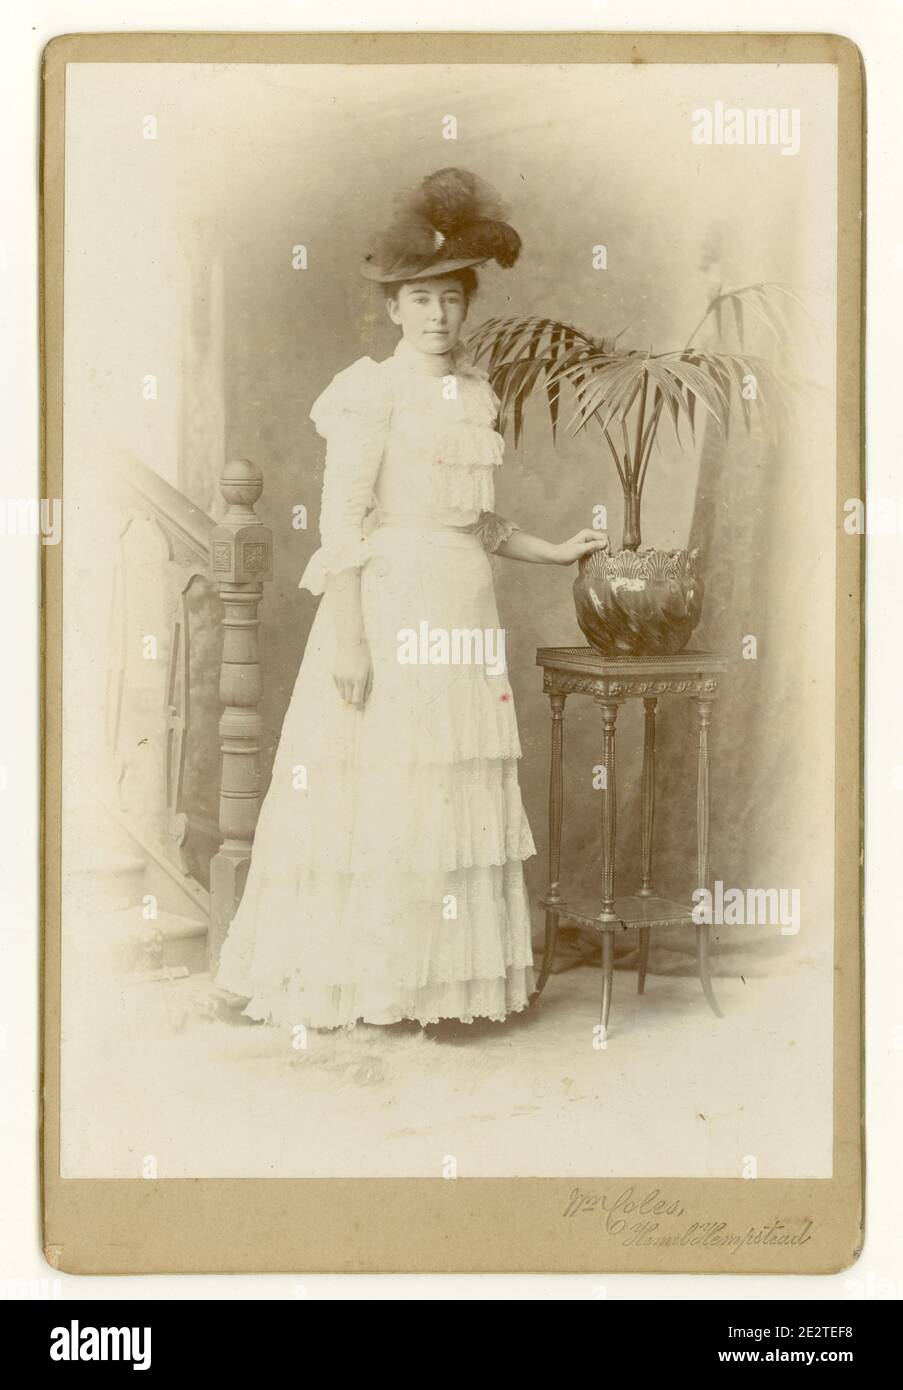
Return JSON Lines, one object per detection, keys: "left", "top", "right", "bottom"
{"left": 595, "top": 698, "right": 621, "bottom": 1039}
{"left": 695, "top": 695, "right": 722, "bottom": 1018}
{"left": 637, "top": 927, "right": 650, "bottom": 995}
{"left": 600, "top": 929, "right": 615, "bottom": 1039}
{"left": 638, "top": 697, "right": 657, "bottom": 895}
{"left": 697, "top": 921, "right": 721, "bottom": 1018}
{"left": 637, "top": 694, "right": 656, "bottom": 995}
{"left": 597, "top": 698, "right": 622, "bottom": 922}
{"left": 533, "top": 692, "right": 566, "bottom": 1000}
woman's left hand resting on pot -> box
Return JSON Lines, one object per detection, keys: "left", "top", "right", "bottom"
{"left": 495, "top": 527, "right": 610, "bottom": 566}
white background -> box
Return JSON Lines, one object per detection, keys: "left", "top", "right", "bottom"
{"left": 0, "top": 0, "right": 895, "bottom": 1300}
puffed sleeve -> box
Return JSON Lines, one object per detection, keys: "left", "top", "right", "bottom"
{"left": 469, "top": 510, "right": 523, "bottom": 553}
{"left": 298, "top": 357, "right": 392, "bottom": 596}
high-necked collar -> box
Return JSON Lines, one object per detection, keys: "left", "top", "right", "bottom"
{"left": 391, "top": 335, "right": 475, "bottom": 378}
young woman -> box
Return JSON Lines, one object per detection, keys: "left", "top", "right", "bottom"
{"left": 213, "top": 168, "right": 606, "bottom": 1031}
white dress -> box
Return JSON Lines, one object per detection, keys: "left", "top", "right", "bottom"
{"left": 213, "top": 335, "right": 537, "bottom": 1028}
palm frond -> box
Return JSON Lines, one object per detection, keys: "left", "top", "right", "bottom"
{"left": 465, "top": 295, "right": 811, "bottom": 529}
{"left": 692, "top": 280, "right": 822, "bottom": 352}
{"left": 468, "top": 316, "right": 610, "bottom": 441}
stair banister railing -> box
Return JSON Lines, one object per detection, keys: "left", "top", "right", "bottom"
{"left": 107, "top": 453, "right": 218, "bottom": 933}
{"left": 208, "top": 459, "right": 273, "bottom": 970}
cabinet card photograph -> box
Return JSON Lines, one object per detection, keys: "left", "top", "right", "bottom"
{"left": 41, "top": 31, "right": 863, "bottom": 1274}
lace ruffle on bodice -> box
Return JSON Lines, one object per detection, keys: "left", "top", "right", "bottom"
{"left": 299, "top": 339, "right": 518, "bottom": 595}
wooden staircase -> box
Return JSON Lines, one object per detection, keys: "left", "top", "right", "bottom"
{"left": 102, "top": 453, "right": 273, "bottom": 981}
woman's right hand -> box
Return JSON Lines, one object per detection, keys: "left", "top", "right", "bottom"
{"left": 333, "top": 638, "right": 373, "bottom": 709}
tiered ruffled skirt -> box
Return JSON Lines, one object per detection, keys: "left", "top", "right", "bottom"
{"left": 214, "top": 522, "right": 537, "bottom": 1029}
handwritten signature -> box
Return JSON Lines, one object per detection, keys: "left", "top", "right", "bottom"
{"left": 561, "top": 1186, "right": 813, "bottom": 1253}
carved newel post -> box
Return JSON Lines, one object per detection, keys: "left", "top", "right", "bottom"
{"left": 208, "top": 459, "right": 272, "bottom": 971}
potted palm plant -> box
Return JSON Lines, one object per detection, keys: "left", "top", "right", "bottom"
{"left": 467, "top": 283, "right": 804, "bottom": 655}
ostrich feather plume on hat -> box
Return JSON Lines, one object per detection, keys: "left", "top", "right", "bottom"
{"left": 360, "top": 167, "right": 522, "bottom": 282}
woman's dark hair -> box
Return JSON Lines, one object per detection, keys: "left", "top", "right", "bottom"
{"left": 380, "top": 267, "right": 479, "bottom": 302}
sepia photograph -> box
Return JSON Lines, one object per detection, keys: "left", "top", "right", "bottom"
{"left": 40, "top": 31, "right": 863, "bottom": 1273}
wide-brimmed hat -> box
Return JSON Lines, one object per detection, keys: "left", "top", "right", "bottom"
{"left": 360, "top": 167, "right": 521, "bottom": 283}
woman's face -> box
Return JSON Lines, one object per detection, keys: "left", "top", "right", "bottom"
{"left": 386, "top": 277, "right": 468, "bottom": 355}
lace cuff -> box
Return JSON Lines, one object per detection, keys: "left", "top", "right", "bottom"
{"left": 298, "top": 533, "right": 374, "bottom": 596}
{"left": 470, "top": 510, "right": 522, "bottom": 554}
